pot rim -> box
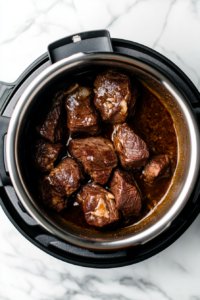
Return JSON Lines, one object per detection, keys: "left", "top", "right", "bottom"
{"left": 6, "top": 52, "right": 200, "bottom": 250}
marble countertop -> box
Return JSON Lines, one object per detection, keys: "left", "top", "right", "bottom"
{"left": 1, "top": 0, "right": 200, "bottom": 299}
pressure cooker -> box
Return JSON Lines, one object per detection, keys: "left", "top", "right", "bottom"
{"left": 0, "top": 30, "right": 200, "bottom": 268}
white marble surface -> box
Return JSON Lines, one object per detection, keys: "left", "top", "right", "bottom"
{"left": 1, "top": 0, "right": 200, "bottom": 299}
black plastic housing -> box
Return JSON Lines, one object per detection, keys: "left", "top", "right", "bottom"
{"left": 0, "top": 38, "right": 200, "bottom": 268}
{"left": 48, "top": 30, "right": 113, "bottom": 63}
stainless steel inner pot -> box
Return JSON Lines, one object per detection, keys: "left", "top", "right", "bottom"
{"left": 6, "top": 52, "right": 200, "bottom": 250}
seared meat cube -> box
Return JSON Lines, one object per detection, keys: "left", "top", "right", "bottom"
{"left": 113, "top": 123, "right": 149, "bottom": 170}
{"left": 39, "top": 179, "right": 67, "bottom": 212}
{"left": 37, "top": 92, "right": 65, "bottom": 143}
{"left": 44, "top": 157, "right": 84, "bottom": 197}
{"left": 39, "top": 157, "right": 84, "bottom": 212}
{"left": 94, "top": 69, "right": 138, "bottom": 124}
{"left": 143, "top": 154, "right": 171, "bottom": 185}
{"left": 65, "top": 84, "right": 101, "bottom": 135}
{"left": 32, "top": 139, "right": 63, "bottom": 172}
{"left": 77, "top": 183, "right": 120, "bottom": 227}
{"left": 69, "top": 137, "right": 118, "bottom": 185}
{"left": 110, "top": 169, "right": 142, "bottom": 218}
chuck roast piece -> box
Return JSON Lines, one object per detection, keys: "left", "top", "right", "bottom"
{"left": 110, "top": 169, "right": 142, "bottom": 218}
{"left": 39, "top": 183, "right": 66, "bottom": 213}
{"left": 113, "top": 123, "right": 149, "bottom": 170}
{"left": 39, "top": 175, "right": 67, "bottom": 212}
{"left": 44, "top": 157, "right": 84, "bottom": 197}
{"left": 77, "top": 183, "right": 120, "bottom": 227}
{"left": 69, "top": 137, "right": 118, "bottom": 185}
{"left": 32, "top": 139, "right": 64, "bottom": 172}
{"left": 65, "top": 84, "right": 101, "bottom": 135}
{"left": 143, "top": 154, "right": 171, "bottom": 185}
{"left": 94, "top": 69, "right": 138, "bottom": 124}
{"left": 39, "top": 157, "right": 84, "bottom": 212}
{"left": 37, "top": 91, "right": 65, "bottom": 143}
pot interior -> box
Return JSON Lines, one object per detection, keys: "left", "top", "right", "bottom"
{"left": 11, "top": 53, "right": 199, "bottom": 249}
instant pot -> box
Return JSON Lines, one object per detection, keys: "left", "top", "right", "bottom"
{"left": 0, "top": 30, "right": 200, "bottom": 268}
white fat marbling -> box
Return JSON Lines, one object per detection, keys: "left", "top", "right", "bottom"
{"left": 1, "top": 0, "right": 200, "bottom": 299}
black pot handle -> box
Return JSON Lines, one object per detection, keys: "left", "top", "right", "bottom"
{"left": 0, "top": 81, "right": 15, "bottom": 114}
{"left": 48, "top": 29, "right": 113, "bottom": 64}
{"left": 0, "top": 116, "right": 11, "bottom": 187}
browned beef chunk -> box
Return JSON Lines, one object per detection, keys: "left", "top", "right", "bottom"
{"left": 45, "top": 157, "right": 84, "bottom": 197}
{"left": 110, "top": 169, "right": 142, "bottom": 218}
{"left": 65, "top": 84, "right": 101, "bottom": 135}
{"left": 32, "top": 139, "right": 64, "bottom": 172}
{"left": 113, "top": 123, "right": 149, "bottom": 170}
{"left": 39, "top": 180, "right": 67, "bottom": 213}
{"left": 69, "top": 137, "right": 118, "bottom": 185}
{"left": 143, "top": 155, "right": 171, "bottom": 185}
{"left": 77, "top": 183, "right": 120, "bottom": 227}
{"left": 37, "top": 92, "right": 65, "bottom": 143}
{"left": 39, "top": 157, "right": 84, "bottom": 212}
{"left": 94, "top": 69, "right": 138, "bottom": 124}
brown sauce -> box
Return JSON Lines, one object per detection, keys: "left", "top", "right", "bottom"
{"left": 26, "top": 71, "right": 177, "bottom": 232}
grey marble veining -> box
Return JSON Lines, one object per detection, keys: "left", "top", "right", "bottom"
{"left": 1, "top": 0, "right": 200, "bottom": 299}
